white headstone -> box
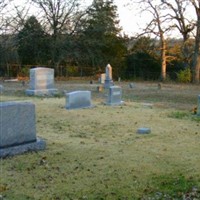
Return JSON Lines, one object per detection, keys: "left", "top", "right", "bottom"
{"left": 100, "top": 73, "right": 106, "bottom": 84}
{"left": 0, "top": 101, "right": 46, "bottom": 158}
{"left": 26, "top": 67, "right": 58, "bottom": 96}
{"left": 66, "top": 91, "right": 93, "bottom": 110}
{"left": 106, "top": 64, "right": 112, "bottom": 80}
{"left": 105, "top": 86, "right": 123, "bottom": 106}
{"left": 104, "top": 64, "right": 114, "bottom": 88}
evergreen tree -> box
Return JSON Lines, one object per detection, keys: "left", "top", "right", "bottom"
{"left": 17, "top": 16, "right": 50, "bottom": 65}
{"left": 79, "top": 0, "right": 126, "bottom": 76}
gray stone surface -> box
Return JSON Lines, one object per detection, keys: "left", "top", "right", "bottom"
{"left": 106, "top": 86, "right": 124, "bottom": 106}
{"left": 197, "top": 95, "right": 200, "bottom": 116}
{"left": 0, "top": 138, "right": 46, "bottom": 158}
{"left": 0, "top": 84, "right": 4, "bottom": 93}
{"left": 26, "top": 67, "right": 58, "bottom": 96}
{"left": 137, "top": 128, "right": 151, "bottom": 134}
{"left": 129, "top": 83, "right": 135, "bottom": 88}
{"left": 99, "top": 73, "right": 106, "bottom": 84}
{"left": 66, "top": 91, "right": 93, "bottom": 110}
{"left": 104, "top": 64, "right": 114, "bottom": 89}
{"left": 0, "top": 101, "right": 46, "bottom": 157}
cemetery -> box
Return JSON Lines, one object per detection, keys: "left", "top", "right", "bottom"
{"left": 0, "top": 74, "right": 200, "bottom": 199}
{"left": 1, "top": 0, "right": 200, "bottom": 198}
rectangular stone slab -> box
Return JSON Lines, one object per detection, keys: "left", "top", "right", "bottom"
{"left": 66, "top": 91, "right": 92, "bottom": 109}
{"left": 0, "top": 101, "right": 36, "bottom": 148}
{"left": 29, "top": 67, "right": 55, "bottom": 90}
{"left": 106, "top": 86, "right": 123, "bottom": 106}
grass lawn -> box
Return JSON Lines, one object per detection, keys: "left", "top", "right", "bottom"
{"left": 0, "top": 80, "right": 200, "bottom": 199}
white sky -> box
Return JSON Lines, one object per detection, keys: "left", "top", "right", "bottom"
{"left": 9, "top": 0, "right": 197, "bottom": 38}
{"left": 10, "top": 0, "right": 145, "bottom": 36}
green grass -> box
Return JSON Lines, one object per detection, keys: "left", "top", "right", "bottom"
{"left": 1, "top": 81, "right": 200, "bottom": 199}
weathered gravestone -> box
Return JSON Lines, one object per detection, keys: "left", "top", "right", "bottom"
{"left": 197, "top": 95, "right": 200, "bottom": 116}
{"left": 99, "top": 73, "right": 106, "bottom": 84}
{"left": 0, "top": 101, "right": 46, "bottom": 158}
{"left": 26, "top": 67, "right": 58, "bottom": 96}
{"left": 105, "top": 86, "right": 124, "bottom": 106}
{"left": 0, "top": 85, "right": 3, "bottom": 93}
{"left": 65, "top": 91, "right": 93, "bottom": 110}
{"left": 104, "top": 64, "right": 114, "bottom": 89}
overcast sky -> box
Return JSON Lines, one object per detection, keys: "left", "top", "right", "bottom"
{"left": 10, "top": 0, "right": 145, "bottom": 36}
{"left": 10, "top": 0, "right": 196, "bottom": 38}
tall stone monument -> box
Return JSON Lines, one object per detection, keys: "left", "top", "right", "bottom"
{"left": 26, "top": 67, "right": 58, "bottom": 96}
{"left": 104, "top": 64, "right": 114, "bottom": 89}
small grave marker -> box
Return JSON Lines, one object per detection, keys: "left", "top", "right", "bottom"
{"left": 137, "top": 128, "right": 151, "bottom": 134}
{"left": 66, "top": 91, "right": 93, "bottom": 110}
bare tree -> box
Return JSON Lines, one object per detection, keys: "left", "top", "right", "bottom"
{"left": 161, "top": 0, "right": 197, "bottom": 82}
{"left": 0, "top": 0, "right": 10, "bottom": 31}
{"left": 190, "top": 0, "right": 200, "bottom": 83}
{"left": 30, "top": 0, "right": 84, "bottom": 70}
{"left": 135, "top": 0, "right": 172, "bottom": 81}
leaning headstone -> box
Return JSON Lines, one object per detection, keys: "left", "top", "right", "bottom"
{"left": 65, "top": 91, "right": 93, "bottom": 110}
{"left": 0, "top": 101, "right": 46, "bottom": 158}
{"left": 137, "top": 128, "right": 151, "bottom": 134}
{"left": 104, "top": 64, "right": 114, "bottom": 89}
{"left": 105, "top": 86, "right": 123, "bottom": 106}
{"left": 0, "top": 85, "right": 4, "bottom": 93}
{"left": 26, "top": 67, "right": 58, "bottom": 96}
{"left": 197, "top": 95, "right": 200, "bottom": 116}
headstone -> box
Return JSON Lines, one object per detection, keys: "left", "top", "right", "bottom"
{"left": 197, "top": 95, "right": 200, "bottom": 116}
{"left": 66, "top": 91, "right": 93, "bottom": 110}
{"left": 26, "top": 67, "right": 58, "bottom": 96}
{"left": 0, "top": 101, "right": 46, "bottom": 158}
{"left": 104, "top": 64, "right": 114, "bottom": 89}
{"left": 100, "top": 73, "right": 106, "bottom": 84}
{"left": 105, "top": 86, "right": 124, "bottom": 106}
{"left": 129, "top": 83, "right": 135, "bottom": 88}
{"left": 137, "top": 128, "right": 151, "bottom": 134}
{"left": 0, "top": 85, "right": 4, "bottom": 93}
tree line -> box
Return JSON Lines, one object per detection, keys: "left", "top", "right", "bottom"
{"left": 0, "top": 0, "right": 199, "bottom": 83}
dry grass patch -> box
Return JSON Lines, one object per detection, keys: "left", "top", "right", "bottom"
{"left": 0, "top": 81, "right": 200, "bottom": 199}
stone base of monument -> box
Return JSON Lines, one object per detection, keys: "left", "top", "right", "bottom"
{"left": 105, "top": 101, "right": 124, "bottom": 106}
{"left": 104, "top": 79, "right": 114, "bottom": 89}
{"left": 26, "top": 88, "right": 58, "bottom": 96}
{"left": 0, "top": 137, "right": 46, "bottom": 158}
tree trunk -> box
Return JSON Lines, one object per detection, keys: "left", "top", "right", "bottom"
{"left": 192, "top": 3, "right": 200, "bottom": 84}
{"left": 160, "top": 38, "right": 167, "bottom": 81}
